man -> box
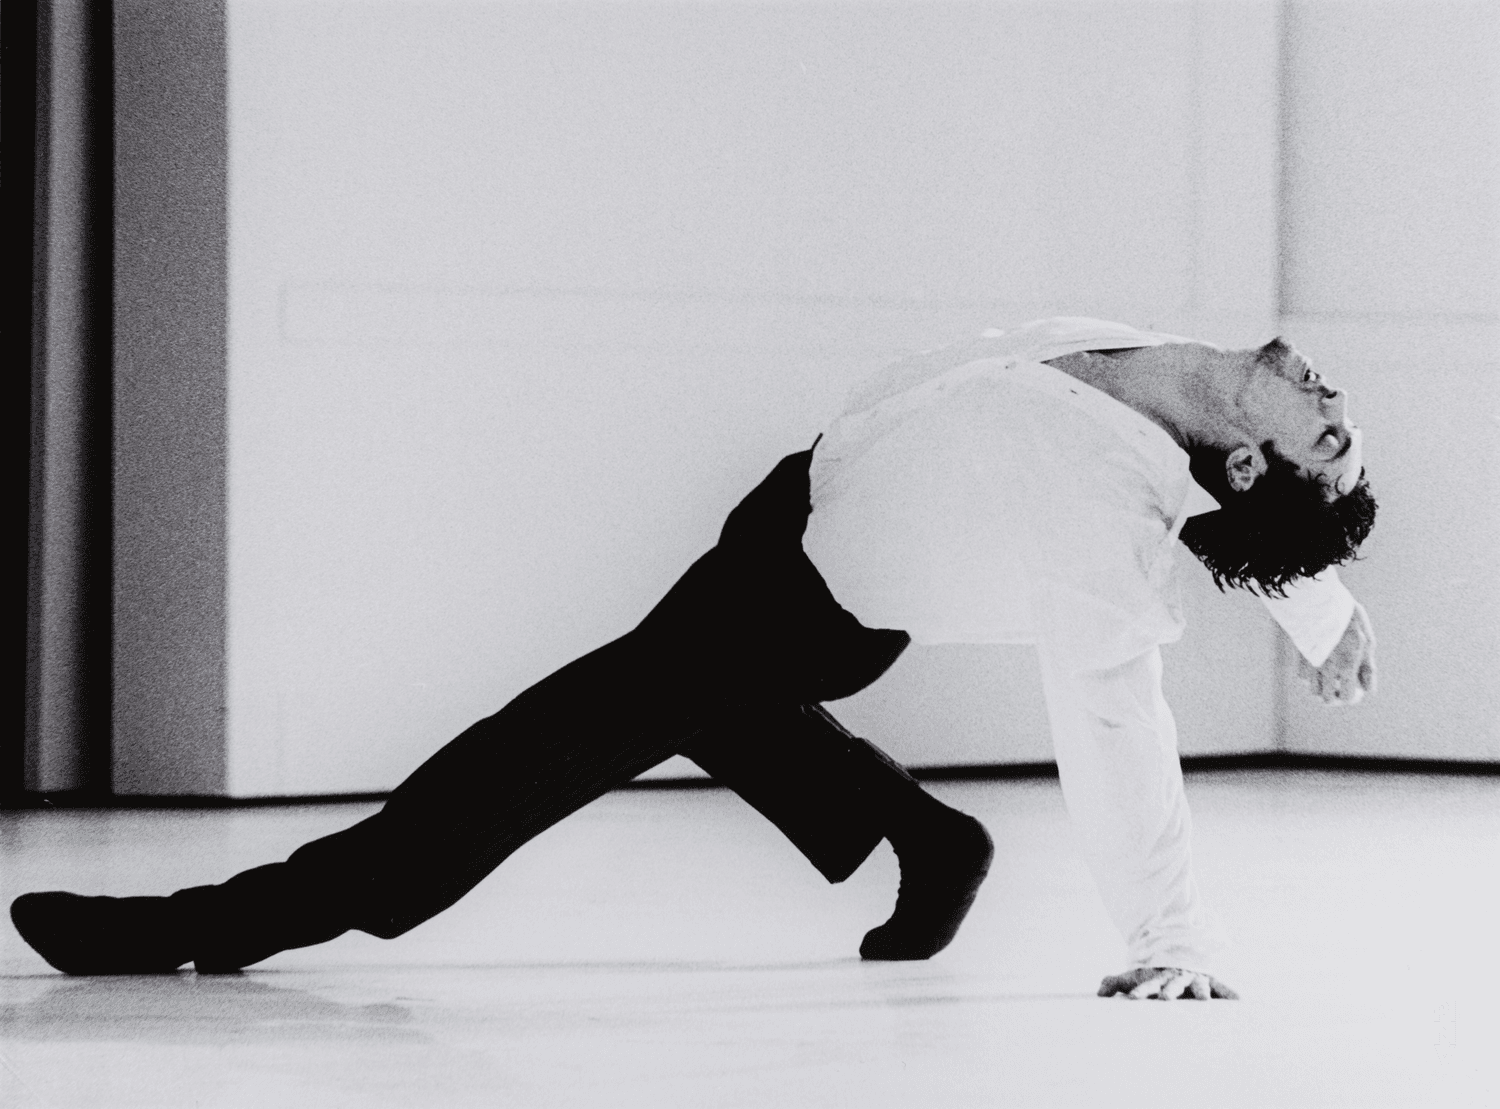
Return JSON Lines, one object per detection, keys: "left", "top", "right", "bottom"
{"left": 12, "top": 317, "right": 1376, "bottom": 1001}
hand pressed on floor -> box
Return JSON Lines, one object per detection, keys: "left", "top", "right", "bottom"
{"left": 1097, "top": 966, "right": 1239, "bottom": 1000}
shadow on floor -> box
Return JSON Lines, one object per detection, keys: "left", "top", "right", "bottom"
{"left": 0, "top": 973, "right": 422, "bottom": 1044}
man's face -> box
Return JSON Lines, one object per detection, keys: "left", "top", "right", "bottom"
{"left": 1235, "top": 339, "right": 1361, "bottom": 497}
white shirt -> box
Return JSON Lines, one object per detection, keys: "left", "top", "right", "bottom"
{"left": 803, "top": 318, "right": 1357, "bottom": 971}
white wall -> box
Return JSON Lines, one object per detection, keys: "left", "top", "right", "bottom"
{"left": 219, "top": 0, "right": 1288, "bottom": 795}
{"left": 1277, "top": 1, "right": 1499, "bottom": 759}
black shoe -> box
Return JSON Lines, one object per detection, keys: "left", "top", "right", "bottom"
{"left": 10, "top": 892, "right": 192, "bottom": 976}
{"left": 859, "top": 811, "right": 994, "bottom": 961}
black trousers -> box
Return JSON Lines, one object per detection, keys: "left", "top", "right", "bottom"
{"left": 201, "top": 450, "right": 915, "bottom": 946}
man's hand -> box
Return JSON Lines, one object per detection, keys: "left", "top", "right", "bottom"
{"left": 1097, "top": 967, "right": 1239, "bottom": 1000}
{"left": 1298, "top": 602, "right": 1376, "bottom": 706}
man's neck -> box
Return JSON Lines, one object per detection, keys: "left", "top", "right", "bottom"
{"left": 1044, "top": 345, "right": 1235, "bottom": 453}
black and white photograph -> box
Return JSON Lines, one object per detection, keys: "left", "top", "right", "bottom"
{"left": 2, "top": 0, "right": 1496, "bottom": 1105}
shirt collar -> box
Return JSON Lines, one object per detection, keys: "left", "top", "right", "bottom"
{"left": 980, "top": 317, "right": 1198, "bottom": 358}
{"left": 1006, "top": 360, "right": 1221, "bottom": 526}
{"left": 994, "top": 318, "right": 1223, "bottom": 523}
{"left": 1182, "top": 479, "right": 1221, "bottom": 518}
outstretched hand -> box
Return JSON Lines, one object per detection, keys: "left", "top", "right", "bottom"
{"left": 1299, "top": 601, "right": 1376, "bottom": 706}
{"left": 1097, "top": 967, "right": 1239, "bottom": 1000}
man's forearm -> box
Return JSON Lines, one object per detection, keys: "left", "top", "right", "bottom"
{"left": 1036, "top": 645, "right": 1223, "bottom": 973}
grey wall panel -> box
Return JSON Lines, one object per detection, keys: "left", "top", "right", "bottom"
{"left": 25, "top": 0, "right": 113, "bottom": 793}
{"left": 112, "top": 0, "right": 229, "bottom": 795}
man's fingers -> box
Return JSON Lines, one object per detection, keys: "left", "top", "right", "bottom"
{"left": 1210, "top": 979, "right": 1240, "bottom": 1000}
{"left": 1099, "top": 971, "right": 1150, "bottom": 997}
{"left": 1321, "top": 671, "right": 1341, "bottom": 703}
{"left": 1129, "top": 972, "right": 1170, "bottom": 1000}
{"left": 1097, "top": 973, "right": 1144, "bottom": 997}
{"left": 1188, "top": 975, "right": 1213, "bottom": 1000}
{"left": 1332, "top": 677, "right": 1361, "bottom": 705}
{"left": 1318, "top": 666, "right": 1366, "bottom": 706}
{"left": 1160, "top": 972, "right": 1195, "bottom": 1000}
{"left": 1297, "top": 657, "right": 1316, "bottom": 689}
{"left": 1313, "top": 605, "right": 1376, "bottom": 706}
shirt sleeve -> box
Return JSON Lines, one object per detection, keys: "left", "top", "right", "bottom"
{"left": 1035, "top": 643, "right": 1225, "bottom": 973}
{"left": 1258, "top": 568, "right": 1356, "bottom": 668}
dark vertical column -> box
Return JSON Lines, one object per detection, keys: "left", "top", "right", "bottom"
{"left": 112, "top": 0, "right": 228, "bottom": 795}
{"left": 23, "top": 0, "right": 115, "bottom": 800}
{"left": 0, "top": 1, "right": 40, "bottom": 806}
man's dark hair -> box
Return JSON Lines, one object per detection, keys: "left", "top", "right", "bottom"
{"left": 1180, "top": 442, "right": 1377, "bottom": 595}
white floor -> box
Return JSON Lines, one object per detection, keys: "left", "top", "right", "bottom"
{"left": 1, "top": 770, "right": 1497, "bottom": 1108}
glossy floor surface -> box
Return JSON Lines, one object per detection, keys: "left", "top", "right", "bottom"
{"left": 2, "top": 771, "right": 1497, "bottom": 1108}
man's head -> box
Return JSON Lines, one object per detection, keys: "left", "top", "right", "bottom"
{"left": 1176, "top": 337, "right": 1378, "bottom": 594}
{"left": 1213, "top": 337, "right": 1363, "bottom": 498}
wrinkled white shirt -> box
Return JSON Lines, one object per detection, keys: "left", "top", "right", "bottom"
{"left": 803, "top": 318, "right": 1356, "bottom": 971}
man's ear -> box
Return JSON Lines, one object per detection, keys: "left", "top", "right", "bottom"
{"left": 1226, "top": 445, "right": 1266, "bottom": 492}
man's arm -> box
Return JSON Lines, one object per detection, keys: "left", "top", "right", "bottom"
{"left": 1035, "top": 644, "right": 1237, "bottom": 1000}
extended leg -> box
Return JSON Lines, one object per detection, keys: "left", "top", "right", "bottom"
{"left": 12, "top": 629, "right": 701, "bottom": 974}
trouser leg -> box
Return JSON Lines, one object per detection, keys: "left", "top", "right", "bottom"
{"left": 679, "top": 703, "right": 919, "bottom": 884}
{"left": 184, "top": 630, "right": 698, "bottom": 966}
{"left": 679, "top": 694, "right": 995, "bottom": 963}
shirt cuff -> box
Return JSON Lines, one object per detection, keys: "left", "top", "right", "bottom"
{"left": 1258, "top": 568, "right": 1357, "bottom": 668}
